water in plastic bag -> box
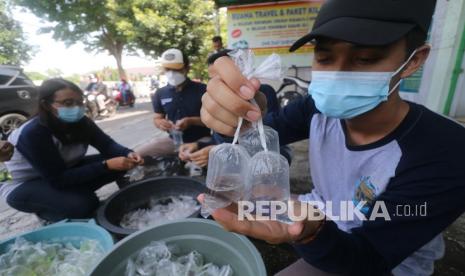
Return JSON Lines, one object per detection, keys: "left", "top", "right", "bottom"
{"left": 125, "top": 166, "right": 145, "bottom": 182}
{"left": 201, "top": 144, "right": 250, "bottom": 218}
{"left": 125, "top": 241, "right": 233, "bottom": 276}
{"left": 120, "top": 195, "right": 200, "bottom": 230}
{"left": 170, "top": 129, "right": 184, "bottom": 152}
{"left": 247, "top": 151, "right": 291, "bottom": 223}
{"left": 0, "top": 237, "right": 104, "bottom": 276}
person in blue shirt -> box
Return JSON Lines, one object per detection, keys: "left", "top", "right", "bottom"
{"left": 135, "top": 48, "right": 211, "bottom": 157}
{"left": 198, "top": 0, "right": 465, "bottom": 275}
{"left": 118, "top": 78, "right": 134, "bottom": 106}
{"left": 0, "top": 78, "right": 143, "bottom": 222}
{"left": 179, "top": 49, "right": 292, "bottom": 167}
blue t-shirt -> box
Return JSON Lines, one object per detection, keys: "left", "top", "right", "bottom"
{"left": 259, "top": 84, "right": 279, "bottom": 114}
{"left": 152, "top": 79, "right": 211, "bottom": 143}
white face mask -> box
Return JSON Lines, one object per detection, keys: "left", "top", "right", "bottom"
{"left": 165, "top": 70, "right": 186, "bottom": 86}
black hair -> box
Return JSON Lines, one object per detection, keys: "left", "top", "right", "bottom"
{"left": 38, "top": 78, "right": 92, "bottom": 145}
{"left": 207, "top": 49, "right": 232, "bottom": 65}
{"left": 212, "top": 36, "right": 222, "bottom": 43}
{"left": 405, "top": 26, "right": 428, "bottom": 57}
{"left": 39, "top": 78, "right": 83, "bottom": 103}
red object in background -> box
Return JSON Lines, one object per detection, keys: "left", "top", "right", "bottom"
{"left": 231, "top": 29, "right": 242, "bottom": 38}
{"left": 114, "top": 90, "right": 135, "bottom": 107}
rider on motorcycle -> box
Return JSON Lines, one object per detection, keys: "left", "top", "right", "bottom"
{"left": 85, "top": 74, "right": 109, "bottom": 116}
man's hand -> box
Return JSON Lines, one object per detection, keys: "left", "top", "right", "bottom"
{"left": 179, "top": 143, "right": 199, "bottom": 161}
{"left": 128, "top": 152, "right": 144, "bottom": 165}
{"left": 175, "top": 118, "right": 191, "bottom": 131}
{"left": 201, "top": 57, "right": 265, "bottom": 136}
{"left": 190, "top": 145, "right": 214, "bottom": 167}
{"left": 0, "top": 141, "right": 13, "bottom": 162}
{"left": 197, "top": 194, "right": 323, "bottom": 244}
{"left": 154, "top": 118, "right": 174, "bottom": 131}
{"left": 105, "top": 157, "right": 138, "bottom": 171}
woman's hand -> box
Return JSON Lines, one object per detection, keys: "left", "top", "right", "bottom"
{"left": 179, "top": 143, "right": 199, "bottom": 161}
{"left": 0, "top": 141, "right": 14, "bottom": 162}
{"left": 106, "top": 157, "right": 138, "bottom": 171}
{"left": 190, "top": 145, "right": 214, "bottom": 167}
{"left": 128, "top": 152, "right": 144, "bottom": 165}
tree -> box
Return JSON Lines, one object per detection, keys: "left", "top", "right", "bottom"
{"left": 114, "top": 0, "right": 216, "bottom": 80}
{"left": 25, "top": 71, "right": 47, "bottom": 80}
{"left": 14, "top": 0, "right": 132, "bottom": 78}
{"left": 45, "top": 68, "right": 63, "bottom": 78}
{"left": 0, "top": 0, "right": 34, "bottom": 65}
{"left": 64, "top": 73, "right": 81, "bottom": 84}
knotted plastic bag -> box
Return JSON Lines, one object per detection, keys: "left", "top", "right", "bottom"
{"left": 247, "top": 151, "right": 290, "bottom": 202}
{"left": 231, "top": 49, "right": 291, "bottom": 222}
{"left": 202, "top": 49, "right": 290, "bottom": 221}
{"left": 239, "top": 124, "right": 280, "bottom": 157}
{"left": 201, "top": 121, "right": 250, "bottom": 218}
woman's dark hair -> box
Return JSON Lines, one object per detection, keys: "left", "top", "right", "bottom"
{"left": 38, "top": 78, "right": 92, "bottom": 145}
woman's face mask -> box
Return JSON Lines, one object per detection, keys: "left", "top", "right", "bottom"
{"left": 56, "top": 106, "right": 85, "bottom": 123}
{"left": 52, "top": 93, "right": 86, "bottom": 123}
{"left": 308, "top": 49, "right": 419, "bottom": 119}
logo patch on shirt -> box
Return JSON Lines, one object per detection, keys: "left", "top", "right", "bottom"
{"left": 161, "top": 98, "right": 173, "bottom": 105}
{"left": 353, "top": 176, "right": 378, "bottom": 215}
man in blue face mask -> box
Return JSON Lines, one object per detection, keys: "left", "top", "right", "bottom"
{"left": 198, "top": 0, "right": 465, "bottom": 275}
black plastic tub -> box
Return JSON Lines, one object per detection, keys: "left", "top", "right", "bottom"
{"left": 96, "top": 176, "right": 207, "bottom": 239}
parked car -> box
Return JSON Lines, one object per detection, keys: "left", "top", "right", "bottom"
{"left": 0, "top": 66, "right": 38, "bottom": 139}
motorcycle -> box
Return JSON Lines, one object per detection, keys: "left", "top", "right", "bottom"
{"left": 84, "top": 91, "right": 117, "bottom": 120}
{"left": 276, "top": 76, "right": 311, "bottom": 107}
{"left": 114, "top": 87, "right": 135, "bottom": 108}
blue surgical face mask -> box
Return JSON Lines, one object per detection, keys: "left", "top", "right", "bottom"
{"left": 309, "top": 49, "right": 418, "bottom": 119}
{"left": 57, "top": 106, "right": 85, "bottom": 123}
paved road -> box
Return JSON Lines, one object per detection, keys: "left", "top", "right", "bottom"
{"left": 0, "top": 100, "right": 161, "bottom": 240}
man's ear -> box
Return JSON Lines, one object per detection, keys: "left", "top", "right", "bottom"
{"left": 400, "top": 45, "right": 431, "bottom": 79}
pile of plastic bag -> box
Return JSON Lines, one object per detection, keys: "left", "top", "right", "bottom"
{"left": 120, "top": 196, "right": 200, "bottom": 230}
{"left": 0, "top": 237, "right": 104, "bottom": 276}
{"left": 126, "top": 241, "right": 233, "bottom": 276}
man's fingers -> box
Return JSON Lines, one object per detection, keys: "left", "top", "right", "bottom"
{"left": 211, "top": 208, "right": 251, "bottom": 232}
{"left": 207, "top": 77, "right": 261, "bottom": 121}
{"left": 287, "top": 222, "right": 305, "bottom": 238}
{"left": 212, "top": 208, "right": 277, "bottom": 242}
{"left": 250, "top": 78, "right": 261, "bottom": 91}
{"left": 213, "top": 57, "right": 259, "bottom": 100}
{"left": 202, "top": 93, "right": 239, "bottom": 128}
{"left": 201, "top": 108, "right": 236, "bottom": 136}
{"left": 197, "top": 160, "right": 208, "bottom": 167}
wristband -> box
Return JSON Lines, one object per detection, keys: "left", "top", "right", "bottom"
{"left": 102, "top": 160, "right": 108, "bottom": 170}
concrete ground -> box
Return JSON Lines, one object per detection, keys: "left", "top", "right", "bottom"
{"left": 0, "top": 102, "right": 464, "bottom": 275}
